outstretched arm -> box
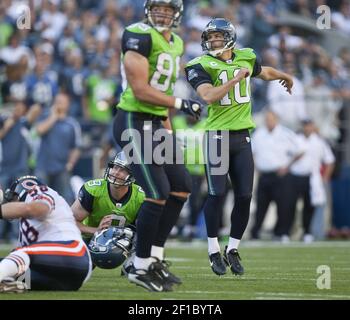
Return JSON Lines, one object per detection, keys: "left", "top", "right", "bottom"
{"left": 257, "top": 66, "right": 293, "bottom": 94}
{"left": 0, "top": 201, "right": 50, "bottom": 220}
{"left": 196, "top": 68, "right": 250, "bottom": 104}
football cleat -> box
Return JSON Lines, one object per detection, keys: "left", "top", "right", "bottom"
{"left": 121, "top": 262, "right": 133, "bottom": 277}
{"left": 0, "top": 279, "right": 28, "bottom": 293}
{"left": 223, "top": 246, "right": 244, "bottom": 275}
{"left": 127, "top": 265, "right": 172, "bottom": 292}
{"left": 151, "top": 257, "right": 182, "bottom": 285}
{"left": 209, "top": 252, "right": 226, "bottom": 276}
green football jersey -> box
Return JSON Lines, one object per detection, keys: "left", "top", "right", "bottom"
{"left": 81, "top": 179, "right": 145, "bottom": 230}
{"left": 118, "top": 22, "right": 184, "bottom": 117}
{"left": 186, "top": 48, "right": 259, "bottom": 131}
{"left": 86, "top": 74, "right": 116, "bottom": 123}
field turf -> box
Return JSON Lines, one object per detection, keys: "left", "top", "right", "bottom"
{"left": 0, "top": 241, "right": 349, "bottom": 300}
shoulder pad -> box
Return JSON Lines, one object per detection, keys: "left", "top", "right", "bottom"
{"left": 127, "top": 22, "right": 152, "bottom": 33}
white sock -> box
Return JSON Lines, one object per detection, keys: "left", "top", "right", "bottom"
{"left": 207, "top": 237, "right": 220, "bottom": 255}
{"left": 134, "top": 256, "right": 151, "bottom": 270}
{"left": 227, "top": 237, "right": 240, "bottom": 253}
{"left": 0, "top": 251, "right": 30, "bottom": 282}
{"left": 151, "top": 246, "right": 164, "bottom": 261}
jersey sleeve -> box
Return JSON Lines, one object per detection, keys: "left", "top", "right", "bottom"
{"left": 26, "top": 186, "right": 55, "bottom": 212}
{"left": 78, "top": 185, "right": 94, "bottom": 213}
{"left": 185, "top": 63, "right": 213, "bottom": 90}
{"left": 121, "top": 30, "right": 152, "bottom": 58}
{"left": 252, "top": 52, "right": 262, "bottom": 77}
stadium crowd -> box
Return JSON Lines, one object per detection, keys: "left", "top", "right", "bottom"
{"left": 1, "top": 0, "right": 350, "bottom": 245}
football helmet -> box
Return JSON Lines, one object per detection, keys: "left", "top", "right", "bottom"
{"left": 88, "top": 226, "right": 135, "bottom": 269}
{"left": 201, "top": 18, "right": 237, "bottom": 57}
{"left": 4, "top": 176, "right": 45, "bottom": 203}
{"left": 144, "top": 0, "right": 183, "bottom": 32}
{"left": 104, "top": 152, "right": 135, "bottom": 187}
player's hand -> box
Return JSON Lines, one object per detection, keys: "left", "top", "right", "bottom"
{"left": 279, "top": 75, "right": 293, "bottom": 95}
{"left": 175, "top": 98, "right": 202, "bottom": 120}
{"left": 235, "top": 68, "right": 250, "bottom": 81}
{"left": 98, "top": 215, "right": 113, "bottom": 231}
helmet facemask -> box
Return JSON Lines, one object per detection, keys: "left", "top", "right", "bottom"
{"left": 104, "top": 163, "right": 134, "bottom": 187}
{"left": 4, "top": 176, "right": 43, "bottom": 203}
{"left": 201, "top": 18, "right": 237, "bottom": 57}
{"left": 201, "top": 31, "right": 236, "bottom": 57}
{"left": 144, "top": 0, "right": 183, "bottom": 32}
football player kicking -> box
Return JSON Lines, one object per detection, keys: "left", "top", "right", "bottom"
{"left": 113, "top": 0, "right": 202, "bottom": 292}
{"left": 185, "top": 18, "right": 293, "bottom": 276}
{"left": 0, "top": 176, "right": 92, "bottom": 293}
{"left": 71, "top": 152, "right": 144, "bottom": 273}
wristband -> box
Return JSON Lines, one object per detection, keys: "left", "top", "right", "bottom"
{"left": 174, "top": 98, "right": 182, "bottom": 110}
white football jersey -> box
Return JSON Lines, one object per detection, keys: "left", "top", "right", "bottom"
{"left": 19, "top": 185, "right": 82, "bottom": 246}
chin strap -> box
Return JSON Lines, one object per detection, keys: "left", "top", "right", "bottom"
{"left": 148, "top": 16, "right": 173, "bottom": 33}
{"left": 209, "top": 40, "right": 235, "bottom": 57}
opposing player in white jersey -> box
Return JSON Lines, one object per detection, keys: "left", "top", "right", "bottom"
{"left": 0, "top": 176, "right": 92, "bottom": 293}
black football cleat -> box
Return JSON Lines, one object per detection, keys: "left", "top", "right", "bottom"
{"left": 128, "top": 266, "right": 172, "bottom": 292}
{"left": 151, "top": 257, "right": 182, "bottom": 285}
{"left": 223, "top": 246, "right": 244, "bottom": 275}
{"left": 209, "top": 252, "right": 227, "bottom": 276}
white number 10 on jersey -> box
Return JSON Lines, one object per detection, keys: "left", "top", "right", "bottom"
{"left": 218, "top": 69, "right": 251, "bottom": 106}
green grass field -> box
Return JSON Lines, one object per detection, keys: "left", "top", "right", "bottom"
{"left": 0, "top": 241, "right": 349, "bottom": 300}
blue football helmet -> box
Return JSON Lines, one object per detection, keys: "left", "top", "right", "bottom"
{"left": 4, "top": 176, "right": 46, "bottom": 203}
{"left": 201, "top": 18, "right": 237, "bottom": 57}
{"left": 88, "top": 226, "right": 135, "bottom": 269}
{"left": 104, "top": 152, "right": 135, "bottom": 187}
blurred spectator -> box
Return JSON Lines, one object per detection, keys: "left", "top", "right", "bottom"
{"left": 332, "top": 0, "right": 350, "bottom": 35}
{"left": 35, "top": 0, "right": 68, "bottom": 41}
{"left": 1, "top": 62, "right": 27, "bottom": 103}
{"left": 60, "top": 49, "right": 89, "bottom": 119}
{"left": 184, "top": 27, "right": 203, "bottom": 61}
{"left": 84, "top": 63, "right": 120, "bottom": 123}
{"left": 0, "top": 4, "right": 13, "bottom": 48}
{"left": 0, "top": 102, "right": 41, "bottom": 244}
{"left": 0, "top": 103, "right": 41, "bottom": 185}
{"left": 304, "top": 70, "right": 342, "bottom": 144}
{"left": 35, "top": 93, "right": 81, "bottom": 204}
{"left": 0, "top": 32, "right": 35, "bottom": 70}
{"left": 251, "top": 110, "right": 304, "bottom": 241}
{"left": 25, "top": 49, "right": 59, "bottom": 109}
{"left": 288, "top": 0, "right": 313, "bottom": 18}
{"left": 268, "top": 26, "right": 304, "bottom": 54}
{"left": 267, "top": 63, "right": 308, "bottom": 131}
{"left": 249, "top": 0, "right": 277, "bottom": 52}
{"left": 289, "top": 120, "right": 335, "bottom": 242}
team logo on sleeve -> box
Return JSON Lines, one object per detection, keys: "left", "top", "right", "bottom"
{"left": 126, "top": 38, "right": 140, "bottom": 50}
{"left": 188, "top": 69, "right": 198, "bottom": 81}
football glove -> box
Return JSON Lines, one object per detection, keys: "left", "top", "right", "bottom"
{"left": 175, "top": 98, "right": 202, "bottom": 120}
